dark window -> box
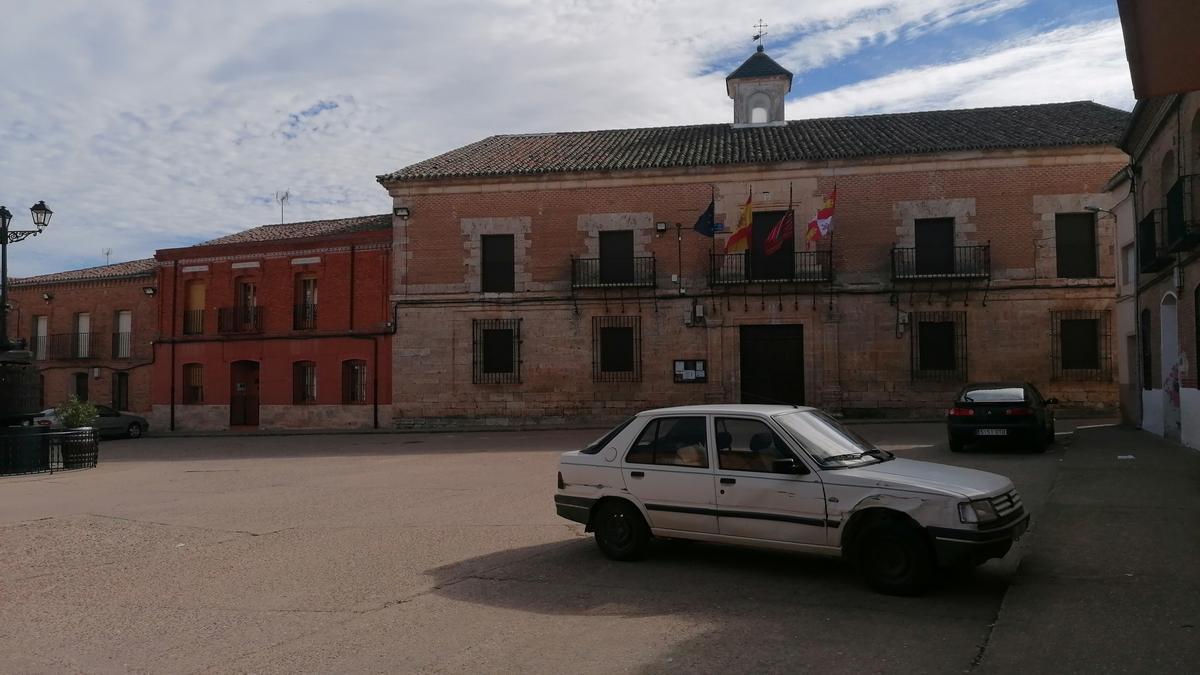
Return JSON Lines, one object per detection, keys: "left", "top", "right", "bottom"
{"left": 1052, "top": 310, "right": 1112, "bottom": 380}
{"left": 715, "top": 417, "right": 794, "bottom": 473}
{"left": 911, "top": 311, "right": 967, "bottom": 381}
{"left": 183, "top": 364, "right": 204, "bottom": 404}
{"left": 294, "top": 276, "right": 318, "bottom": 329}
{"left": 1055, "top": 213, "right": 1098, "bottom": 278}
{"left": 342, "top": 360, "right": 368, "bottom": 403}
{"left": 472, "top": 319, "right": 521, "bottom": 384}
{"left": 625, "top": 417, "right": 708, "bottom": 468}
{"left": 112, "top": 372, "right": 129, "bottom": 411}
{"left": 749, "top": 210, "right": 793, "bottom": 281}
{"left": 1141, "top": 309, "right": 1153, "bottom": 390}
{"left": 914, "top": 218, "right": 955, "bottom": 275}
{"left": 599, "top": 230, "right": 635, "bottom": 284}
{"left": 581, "top": 417, "right": 636, "bottom": 454}
{"left": 293, "top": 361, "right": 317, "bottom": 404}
{"left": 73, "top": 373, "right": 88, "bottom": 401}
{"left": 481, "top": 234, "right": 515, "bottom": 293}
{"left": 593, "top": 316, "right": 641, "bottom": 382}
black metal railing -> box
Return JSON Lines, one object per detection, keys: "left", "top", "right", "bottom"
{"left": 182, "top": 309, "right": 205, "bottom": 335}
{"left": 571, "top": 256, "right": 656, "bottom": 289}
{"left": 111, "top": 332, "right": 132, "bottom": 359}
{"left": 293, "top": 303, "right": 318, "bottom": 330}
{"left": 30, "top": 335, "right": 47, "bottom": 360}
{"left": 217, "top": 306, "right": 264, "bottom": 334}
{"left": 1167, "top": 174, "right": 1200, "bottom": 252}
{"left": 0, "top": 428, "right": 99, "bottom": 476}
{"left": 46, "top": 332, "right": 97, "bottom": 360}
{"left": 891, "top": 244, "right": 990, "bottom": 280}
{"left": 709, "top": 250, "right": 833, "bottom": 285}
{"left": 1138, "top": 208, "right": 1171, "bottom": 273}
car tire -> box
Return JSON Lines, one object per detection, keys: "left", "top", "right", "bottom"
{"left": 855, "top": 517, "right": 933, "bottom": 595}
{"left": 592, "top": 500, "right": 650, "bottom": 562}
{"left": 1046, "top": 421, "right": 1056, "bottom": 445}
{"left": 949, "top": 437, "right": 965, "bottom": 453}
{"left": 127, "top": 423, "right": 143, "bottom": 439}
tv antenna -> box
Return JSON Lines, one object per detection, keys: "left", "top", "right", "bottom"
{"left": 275, "top": 190, "right": 290, "bottom": 224}
{"left": 102, "top": 248, "right": 112, "bottom": 265}
{"left": 752, "top": 19, "right": 768, "bottom": 47}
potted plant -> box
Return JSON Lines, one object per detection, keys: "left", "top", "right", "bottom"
{"left": 54, "top": 396, "right": 100, "bottom": 470}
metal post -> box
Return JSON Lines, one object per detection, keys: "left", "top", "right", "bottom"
{"left": 1, "top": 216, "right": 9, "bottom": 350}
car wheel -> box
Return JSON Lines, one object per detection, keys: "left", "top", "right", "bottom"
{"left": 949, "top": 437, "right": 965, "bottom": 453}
{"left": 1046, "top": 421, "right": 1056, "bottom": 445}
{"left": 592, "top": 500, "right": 650, "bottom": 561}
{"left": 855, "top": 518, "right": 933, "bottom": 595}
{"left": 127, "top": 423, "right": 143, "bottom": 439}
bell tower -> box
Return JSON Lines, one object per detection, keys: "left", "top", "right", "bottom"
{"left": 726, "top": 44, "right": 793, "bottom": 127}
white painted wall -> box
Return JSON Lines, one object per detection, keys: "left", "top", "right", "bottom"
{"left": 1180, "top": 388, "right": 1200, "bottom": 449}
{"left": 1142, "top": 389, "right": 1164, "bottom": 436}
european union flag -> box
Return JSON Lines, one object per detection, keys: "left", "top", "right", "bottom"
{"left": 692, "top": 199, "right": 717, "bottom": 237}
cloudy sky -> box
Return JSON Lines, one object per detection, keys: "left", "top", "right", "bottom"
{"left": 1, "top": 0, "right": 1132, "bottom": 277}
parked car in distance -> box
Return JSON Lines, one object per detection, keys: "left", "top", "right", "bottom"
{"left": 555, "top": 405, "right": 1029, "bottom": 594}
{"left": 29, "top": 405, "right": 149, "bottom": 439}
{"left": 947, "top": 383, "right": 1056, "bottom": 453}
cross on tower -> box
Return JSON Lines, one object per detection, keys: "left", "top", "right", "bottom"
{"left": 752, "top": 19, "right": 768, "bottom": 46}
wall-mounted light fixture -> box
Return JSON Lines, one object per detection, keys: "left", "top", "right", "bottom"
{"left": 655, "top": 221, "right": 668, "bottom": 233}
{"left": 41, "top": 292, "right": 54, "bottom": 302}
{"left": 394, "top": 206, "right": 411, "bottom": 220}
{"left": 142, "top": 286, "right": 157, "bottom": 296}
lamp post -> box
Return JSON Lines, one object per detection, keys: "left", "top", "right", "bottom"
{"left": 0, "top": 200, "right": 53, "bottom": 351}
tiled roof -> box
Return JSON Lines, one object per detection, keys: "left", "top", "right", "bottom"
{"left": 9, "top": 258, "right": 156, "bottom": 287}
{"left": 727, "top": 46, "right": 793, "bottom": 82}
{"left": 378, "top": 101, "right": 1129, "bottom": 183}
{"left": 197, "top": 214, "right": 391, "bottom": 247}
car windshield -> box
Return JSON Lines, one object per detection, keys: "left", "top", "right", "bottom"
{"left": 773, "top": 410, "right": 891, "bottom": 467}
{"left": 580, "top": 417, "right": 635, "bottom": 454}
{"left": 960, "top": 387, "right": 1025, "bottom": 403}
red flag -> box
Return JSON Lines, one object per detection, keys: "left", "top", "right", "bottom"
{"left": 764, "top": 209, "right": 795, "bottom": 255}
{"left": 805, "top": 189, "right": 836, "bottom": 241}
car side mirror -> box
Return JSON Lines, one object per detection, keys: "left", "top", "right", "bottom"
{"left": 1045, "top": 397, "right": 1059, "bottom": 405}
{"left": 773, "top": 458, "right": 809, "bottom": 475}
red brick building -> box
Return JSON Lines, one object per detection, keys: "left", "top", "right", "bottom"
{"left": 376, "top": 49, "right": 1129, "bottom": 427}
{"left": 4, "top": 259, "right": 157, "bottom": 412}
{"left": 151, "top": 215, "right": 393, "bottom": 431}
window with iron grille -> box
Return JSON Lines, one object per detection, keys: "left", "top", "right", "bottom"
{"left": 911, "top": 311, "right": 967, "bottom": 381}
{"left": 182, "top": 364, "right": 203, "bottom": 404}
{"left": 1051, "top": 310, "right": 1112, "bottom": 380}
{"left": 481, "top": 234, "right": 515, "bottom": 293}
{"left": 293, "top": 361, "right": 317, "bottom": 403}
{"left": 112, "top": 372, "right": 129, "bottom": 411}
{"left": 472, "top": 319, "right": 521, "bottom": 384}
{"left": 1141, "top": 309, "right": 1153, "bottom": 390}
{"left": 593, "top": 315, "right": 641, "bottom": 382}
{"left": 1055, "top": 213, "right": 1098, "bottom": 278}
{"left": 341, "top": 360, "right": 368, "bottom": 403}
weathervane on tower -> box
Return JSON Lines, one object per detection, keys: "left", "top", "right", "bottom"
{"left": 752, "top": 19, "right": 768, "bottom": 50}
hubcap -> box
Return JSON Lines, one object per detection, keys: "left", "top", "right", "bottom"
{"left": 604, "top": 512, "right": 631, "bottom": 548}
{"left": 873, "top": 536, "right": 910, "bottom": 579}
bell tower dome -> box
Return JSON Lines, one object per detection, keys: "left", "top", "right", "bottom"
{"left": 726, "top": 45, "right": 793, "bottom": 127}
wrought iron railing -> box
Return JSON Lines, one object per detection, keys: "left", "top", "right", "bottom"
{"left": 891, "top": 244, "right": 990, "bottom": 280}
{"left": 217, "top": 306, "right": 264, "bottom": 334}
{"left": 112, "top": 332, "right": 132, "bottom": 359}
{"left": 293, "top": 303, "right": 318, "bottom": 330}
{"left": 46, "top": 332, "right": 97, "bottom": 360}
{"left": 1166, "top": 174, "right": 1200, "bottom": 252}
{"left": 0, "top": 428, "right": 99, "bottom": 476}
{"left": 1138, "top": 208, "right": 1171, "bottom": 273}
{"left": 571, "top": 256, "right": 656, "bottom": 289}
{"left": 30, "top": 335, "right": 47, "bottom": 360}
{"left": 182, "top": 309, "right": 205, "bottom": 335}
{"left": 709, "top": 250, "right": 833, "bottom": 285}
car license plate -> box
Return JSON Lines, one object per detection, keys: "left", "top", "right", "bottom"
{"left": 976, "top": 429, "right": 1007, "bottom": 436}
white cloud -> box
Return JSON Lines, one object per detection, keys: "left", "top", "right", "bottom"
{"left": 0, "top": 1, "right": 1129, "bottom": 276}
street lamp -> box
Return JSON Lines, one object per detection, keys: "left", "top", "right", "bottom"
{"left": 1, "top": 200, "right": 53, "bottom": 351}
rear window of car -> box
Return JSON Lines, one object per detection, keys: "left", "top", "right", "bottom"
{"left": 959, "top": 387, "right": 1026, "bottom": 403}
{"left": 580, "top": 417, "right": 636, "bottom": 454}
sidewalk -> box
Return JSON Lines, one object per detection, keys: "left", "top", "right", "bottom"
{"left": 979, "top": 425, "right": 1200, "bottom": 672}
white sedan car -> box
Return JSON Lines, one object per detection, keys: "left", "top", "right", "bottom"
{"left": 555, "top": 405, "right": 1028, "bottom": 594}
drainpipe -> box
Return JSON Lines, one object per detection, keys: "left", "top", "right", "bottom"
{"left": 169, "top": 261, "right": 177, "bottom": 432}
{"left": 1130, "top": 165, "right": 1142, "bottom": 429}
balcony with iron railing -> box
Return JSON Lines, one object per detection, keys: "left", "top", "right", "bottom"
{"left": 891, "top": 244, "right": 990, "bottom": 281}
{"left": 217, "top": 306, "right": 264, "bottom": 334}
{"left": 1166, "top": 174, "right": 1200, "bottom": 252}
{"left": 709, "top": 250, "right": 833, "bottom": 285}
{"left": 293, "top": 303, "right": 318, "bottom": 330}
{"left": 111, "top": 332, "right": 132, "bottom": 359}
{"left": 46, "top": 333, "right": 99, "bottom": 360}
{"left": 182, "top": 309, "right": 205, "bottom": 335}
{"left": 570, "top": 256, "right": 656, "bottom": 290}
{"left": 1139, "top": 208, "right": 1171, "bottom": 273}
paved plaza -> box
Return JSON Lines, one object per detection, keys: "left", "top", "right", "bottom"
{"left": 2, "top": 421, "right": 1196, "bottom": 673}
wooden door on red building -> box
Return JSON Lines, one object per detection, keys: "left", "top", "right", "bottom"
{"left": 230, "top": 361, "right": 260, "bottom": 426}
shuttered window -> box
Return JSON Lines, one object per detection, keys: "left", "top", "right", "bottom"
{"left": 481, "top": 234, "right": 515, "bottom": 293}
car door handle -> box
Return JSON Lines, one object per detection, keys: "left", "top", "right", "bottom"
{"left": 720, "top": 477, "right": 736, "bottom": 485}
{"left": 630, "top": 471, "right": 644, "bottom": 478}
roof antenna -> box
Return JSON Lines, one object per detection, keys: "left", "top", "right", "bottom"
{"left": 752, "top": 19, "right": 768, "bottom": 51}
{"left": 102, "top": 248, "right": 112, "bottom": 265}
{"left": 275, "top": 190, "right": 290, "bottom": 224}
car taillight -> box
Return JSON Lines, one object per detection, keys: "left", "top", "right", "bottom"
{"left": 948, "top": 407, "right": 975, "bottom": 417}
{"left": 1005, "top": 407, "right": 1035, "bottom": 416}
{"left": 36, "top": 420, "right": 51, "bottom": 427}
{"left": 557, "top": 472, "right": 565, "bottom": 489}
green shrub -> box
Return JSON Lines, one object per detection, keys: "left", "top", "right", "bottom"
{"left": 56, "top": 396, "right": 98, "bottom": 428}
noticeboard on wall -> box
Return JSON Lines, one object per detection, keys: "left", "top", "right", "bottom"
{"left": 673, "top": 359, "right": 707, "bottom": 384}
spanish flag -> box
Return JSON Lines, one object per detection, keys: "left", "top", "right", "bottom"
{"left": 724, "top": 193, "right": 754, "bottom": 253}
{"left": 805, "top": 189, "right": 836, "bottom": 242}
